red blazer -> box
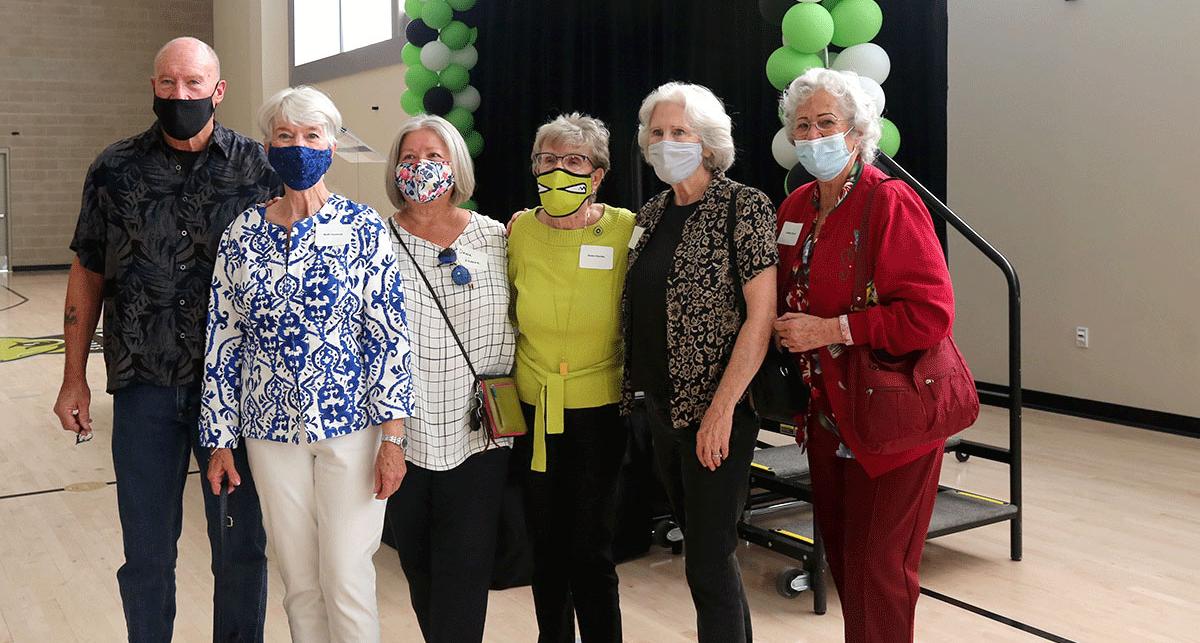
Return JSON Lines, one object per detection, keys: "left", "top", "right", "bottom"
{"left": 776, "top": 163, "right": 955, "bottom": 477}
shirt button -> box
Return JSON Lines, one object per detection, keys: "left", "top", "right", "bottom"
{"left": 178, "top": 332, "right": 186, "bottom": 339}
{"left": 182, "top": 197, "right": 189, "bottom": 203}
{"left": 178, "top": 263, "right": 187, "bottom": 271}
{"left": 175, "top": 164, "right": 182, "bottom": 172}
{"left": 178, "top": 299, "right": 186, "bottom": 306}
{"left": 180, "top": 230, "right": 188, "bottom": 237}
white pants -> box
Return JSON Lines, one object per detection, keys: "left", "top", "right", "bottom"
{"left": 246, "top": 428, "right": 386, "bottom": 643}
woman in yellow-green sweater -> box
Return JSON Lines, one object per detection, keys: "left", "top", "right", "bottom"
{"left": 507, "top": 113, "right": 635, "bottom": 643}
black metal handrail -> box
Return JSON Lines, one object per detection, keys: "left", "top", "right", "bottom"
{"left": 874, "top": 152, "right": 1023, "bottom": 561}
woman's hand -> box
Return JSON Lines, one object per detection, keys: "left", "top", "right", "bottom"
{"left": 374, "top": 439, "right": 407, "bottom": 500}
{"left": 696, "top": 405, "right": 733, "bottom": 471}
{"left": 505, "top": 209, "right": 526, "bottom": 236}
{"left": 773, "top": 313, "right": 842, "bottom": 353}
{"left": 207, "top": 448, "right": 241, "bottom": 495}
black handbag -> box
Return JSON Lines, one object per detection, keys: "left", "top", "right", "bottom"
{"left": 726, "top": 187, "right": 809, "bottom": 425}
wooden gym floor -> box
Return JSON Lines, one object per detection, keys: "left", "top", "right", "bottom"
{"left": 0, "top": 271, "right": 1196, "bottom": 642}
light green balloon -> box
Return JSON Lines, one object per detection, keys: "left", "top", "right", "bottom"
{"left": 403, "top": 0, "right": 423, "bottom": 19}
{"left": 448, "top": 0, "right": 476, "bottom": 10}
{"left": 879, "top": 117, "right": 900, "bottom": 157}
{"left": 422, "top": 0, "right": 453, "bottom": 29}
{"left": 401, "top": 90, "right": 426, "bottom": 116}
{"left": 468, "top": 26, "right": 479, "bottom": 45}
{"left": 782, "top": 3, "right": 834, "bottom": 54}
{"left": 439, "top": 64, "right": 470, "bottom": 92}
{"left": 405, "top": 64, "right": 439, "bottom": 94}
{"left": 402, "top": 43, "right": 422, "bottom": 67}
{"left": 445, "top": 107, "right": 475, "bottom": 134}
{"left": 821, "top": 0, "right": 844, "bottom": 11}
{"left": 439, "top": 20, "right": 471, "bottom": 50}
{"left": 460, "top": 198, "right": 478, "bottom": 211}
{"left": 831, "top": 0, "right": 883, "bottom": 48}
{"left": 465, "top": 130, "right": 484, "bottom": 157}
{"left": 766, "top": 47, "right": 824, "bottom": 91}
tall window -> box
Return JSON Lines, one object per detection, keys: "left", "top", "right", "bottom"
{"left": 291, "top": 0, "right": 405, "bottom": 83}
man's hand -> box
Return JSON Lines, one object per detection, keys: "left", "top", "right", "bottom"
{"left": 54, "top": 378, "right": 93, "bottom": 439}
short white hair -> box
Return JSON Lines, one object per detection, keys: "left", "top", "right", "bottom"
{"left": 531, "top": 112, "right": 612, "bottom": 173}
{"left": 780, "top": 68, "right": 883, "bottom": 163}
{"left": 385, "top": 115, "right": 475, "bottom": 210}
{"left": 257, "top": 85, "right": 342, "bottom": 143}
{"left": 637, "top": 82, "right": 735, "bottom": 173}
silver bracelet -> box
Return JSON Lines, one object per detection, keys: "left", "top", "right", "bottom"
{"left": 381, "top": 434, "right": 409, "bottom": 450}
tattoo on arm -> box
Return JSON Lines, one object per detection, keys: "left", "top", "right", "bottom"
{"left": 65, "top": 305, "right": 78, "bottom": 327}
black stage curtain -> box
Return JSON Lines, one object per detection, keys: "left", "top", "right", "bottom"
{"left": 472, "top": 0, "right": 947, "bottom": 218}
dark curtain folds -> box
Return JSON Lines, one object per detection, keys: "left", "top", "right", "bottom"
{"left": 471, "top": 0, "right": 947, "bottom": 218}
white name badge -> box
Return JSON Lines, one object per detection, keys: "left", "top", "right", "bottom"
{"left": 316, "top": 223, "right": 354, "bottom": 247}
{"left": 777, "top": 221, "right": 804, "bottom": 246}
{"left": 579, "top": 245, "right": 614, "bottom": 270}
{"left": 456, "top": 247, "right": 488, "bottom": 273}
{"left": 628, "top": 225, "right": 646, "bottom": 249}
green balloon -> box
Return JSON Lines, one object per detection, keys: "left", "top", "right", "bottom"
{"left": 465, "top": 130, "right": 484, "bottom": 157}
{"left": 448, "top": 0, "right": 476, "bottom": 10}
{"left": 782, "top": 4, "right": 834, "bottom": 54}
{"left": 403, "top": 0, "right": 423, "bottom": 19}
{"left": 422, "top": 0, "right": 453, "bottom": 29}
{"left": 405, "top": 64, "right": 439, "bottom": 94}
{"left": 439, "top": 21, "right": 471, "bottom": 50}
{"left": 468, "top": 26, "right": 479, "bottom": 46}
{"left": 879, "top": 117, "right": 900, "bottom": 157}
{"left": 439, "top": 64, "right": 470, "bottom": 92}
{"left": 460, "top": 198, "right": 478, "bottom": 211}
{"left": 401, "top": 90, "right": 426, "bottom": 116}
{"left": 445, "top": 107, "right": 475, "bottom": 134}
{"left": 831, "top": 0, "right": 883, "bottom": 48}
{"left": 766, "top": 47, "right": 824, "bottom": 91}
{"left": 402, "top": 43, "right": 422, "bottom": 67}
{"left": 821, "top": 0, "right": 844, "bottom": 11}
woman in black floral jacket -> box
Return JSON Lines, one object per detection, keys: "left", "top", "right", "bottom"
{"left": 622, "top": 81, "right": 778, "bottom": 643}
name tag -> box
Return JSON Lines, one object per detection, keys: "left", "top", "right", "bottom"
{"left": 457, "top": 247, "right": 488, "bottom": 273}
{"left": 628, "top": 225, "right": 646, "bottom": 249}
{"left": 316, "top": 223, "right": 353, "bottom": 247}
{"left": 579, "top": 245, "right": 614, "bottom": 270}
{"left": 777, "top": 221, "right": 804, "bottom": 246}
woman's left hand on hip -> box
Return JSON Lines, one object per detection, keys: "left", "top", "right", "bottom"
{"left": 773, "top": 313, "right": 839, "bottom": 353}
{"left": 696, "top": 406, "right": 733, "bottom": 472}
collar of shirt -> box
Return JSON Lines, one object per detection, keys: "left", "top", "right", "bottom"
{"left": 809, "top": 158, "right": 864, "bottom": 211}
{"left": 139, "top": 119, "right": 235, "bottom": 160}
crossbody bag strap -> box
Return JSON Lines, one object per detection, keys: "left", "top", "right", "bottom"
{"left": 725, "top": 185, "right": 747, "bottom": 320}
{"left": 851, "top": 177, "right": 900, "bottom": 312}
{"left": 388, "top": 220, "right": 480, "bottom": 381}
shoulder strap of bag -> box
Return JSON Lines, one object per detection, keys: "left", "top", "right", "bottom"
{"left": 851, "top": 177, "right": 900, "bottom": 312}
{"left": 725, "top": 185, "right": 747, "bottom": 320}
{"left": 389, "top": 220, "right": 480, "bottom": 381}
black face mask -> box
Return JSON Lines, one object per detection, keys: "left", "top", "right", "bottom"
{"left": 153, "top": 88, "right": 217, "bottom": 140}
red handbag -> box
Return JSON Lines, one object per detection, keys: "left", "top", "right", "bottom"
{"left": 845, "top": 180, "right": 979, "bottom": 455}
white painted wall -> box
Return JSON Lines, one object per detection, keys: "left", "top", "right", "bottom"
{"left": 947, "top": 0, "right": 1200, "bottom": 416}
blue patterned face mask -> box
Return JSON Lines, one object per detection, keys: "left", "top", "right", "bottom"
{"left": 267, "top": 145, "right": 333, "bottom": 190}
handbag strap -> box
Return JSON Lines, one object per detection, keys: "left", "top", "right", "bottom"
{"left": 388, "top": 219, "right": 480, "bottom": 381}
{"left": 851, "top": 177, "right": 900, "bottom": 312}
{"left": 725, "top": 185, "right": 748, "bottom": 320}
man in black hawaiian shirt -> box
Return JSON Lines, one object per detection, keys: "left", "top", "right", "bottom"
{"left": 52, "top": 37, "right": 282, "bottom": 643}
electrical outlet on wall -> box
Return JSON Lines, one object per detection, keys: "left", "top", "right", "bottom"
{"left": 1075, "top": 326, "right": 1089, "bottom": 348}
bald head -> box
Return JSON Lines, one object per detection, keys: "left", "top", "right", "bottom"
{"left": 153, "top": 37, "right": 221, "bottom": 81}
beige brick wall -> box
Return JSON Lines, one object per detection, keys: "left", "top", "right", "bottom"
{"left": 0, "top": 0, "right": 213, "bottom": 267}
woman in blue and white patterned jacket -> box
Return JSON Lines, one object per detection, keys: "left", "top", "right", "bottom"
{"left": 201, "top": 86, "right": 414, "bottom": 643}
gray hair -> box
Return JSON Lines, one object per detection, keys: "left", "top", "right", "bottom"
{"left": 153, "top": 37, "right": 221, "bottom": 78}
{"left": 257, "top": 86, "right": 343, "bottom": 143}
{"left": 530, "top": 112, "right": 612, "bottom": 174}
{"left": 636, "top": 82, "right": 736, "bottom": 173}
{"left": 385, "top": 115, "right": 475, "bottom": 210}
{"left": 780, "top": 68, "right": 882, "bottom": 163}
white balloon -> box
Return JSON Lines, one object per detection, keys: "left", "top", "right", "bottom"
{"left": 771, "top": 127, "right": 798, "bottom": 170}
{"left": 419, "top": 41, "right": 452, "bottom": 72}
{"left": 453, "top": 85, "right": 481, "bottom": 112}
{"left": 831, "top": 43, "right": 890, "bottom": 84}
{"left": 858, "top": 77, "right": 886, "bottom": 117}
{"left": 449, "top": 44, "right": 478, "bottom": 70}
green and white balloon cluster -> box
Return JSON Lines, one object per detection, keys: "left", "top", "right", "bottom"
{"left": 760, "top": 0, "right": 901, "bottom": 171}
{"left": 400, "top": 0, "right": 484, "bottom": 161}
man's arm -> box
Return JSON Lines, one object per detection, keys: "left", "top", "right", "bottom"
{"left": 54, "top": 259, "right": 103, "bottom": 435}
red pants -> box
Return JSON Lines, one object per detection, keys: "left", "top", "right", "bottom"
{"left": 806, "top": 427, "right": 943, "bottom": 643}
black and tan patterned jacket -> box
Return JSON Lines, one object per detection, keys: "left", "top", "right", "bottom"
{"left": 620, "top": 172, "right": 778, "bottom": 428}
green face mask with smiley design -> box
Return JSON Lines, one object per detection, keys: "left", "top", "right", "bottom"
{"left": 535, "top": 168, "right": 594, "bottom": 217}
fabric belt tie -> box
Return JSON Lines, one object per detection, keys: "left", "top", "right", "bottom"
{"left": 518, "top": 351, "right": 616, "bottom": 472}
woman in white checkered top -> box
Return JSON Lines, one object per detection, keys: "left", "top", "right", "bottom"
{"left": 382, "top": 114, "right": 516, "bottom": 643}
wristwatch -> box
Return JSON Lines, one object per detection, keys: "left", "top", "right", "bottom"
{"left": 382, "top": 434, "right": 409, "bottom": 450}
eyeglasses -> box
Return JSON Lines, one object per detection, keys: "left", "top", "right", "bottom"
{"left": 437, "top": 247, "right": 473, "bottom": 287}
{"left": 793, "top": 116, "right": 847, "bottom": 137}
{"left": 532, "top": 152, "right": 593, "bottom": 174}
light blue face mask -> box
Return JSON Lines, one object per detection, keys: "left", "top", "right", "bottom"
{"left": 794, "top": 129, "right": 854, "bottom": 182}
{"left": 647, "top": 140, "right": 704, "bottom": 185}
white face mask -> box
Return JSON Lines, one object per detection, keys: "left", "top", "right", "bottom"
{"left": 647, "top": 140, "right": 704, "bottom": 185}
{"left": 794, "top": 129, "right": 854, "bottom": 182}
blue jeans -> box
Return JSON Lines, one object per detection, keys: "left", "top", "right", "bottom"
{"left": 111, "top": 383, "right": 268, "bottom": 643}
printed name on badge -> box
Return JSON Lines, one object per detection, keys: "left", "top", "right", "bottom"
{"left": 579, "top": 245, "right": 614, "bottom": 270}
{"left": 316, "top": 223, "right": 354, "bottom": 247}
{"left": 457, "top": 247, "right": 488, "bottom": 273}
{"left": 777, "top": 221, "right": 804, "bottom": 246}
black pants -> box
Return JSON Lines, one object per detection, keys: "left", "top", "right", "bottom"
{"left": 644, "top": 394, "right": 760, "bottom": 643}
{"left": 386, "top": 447, "right": 509, "bottom": 643}
{"left": 512, "top": 403, "right": 628, "bottom": 643}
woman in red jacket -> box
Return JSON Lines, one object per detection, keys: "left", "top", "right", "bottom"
{"left": 773, "top": 67, "right": 955, "bottom": 643}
